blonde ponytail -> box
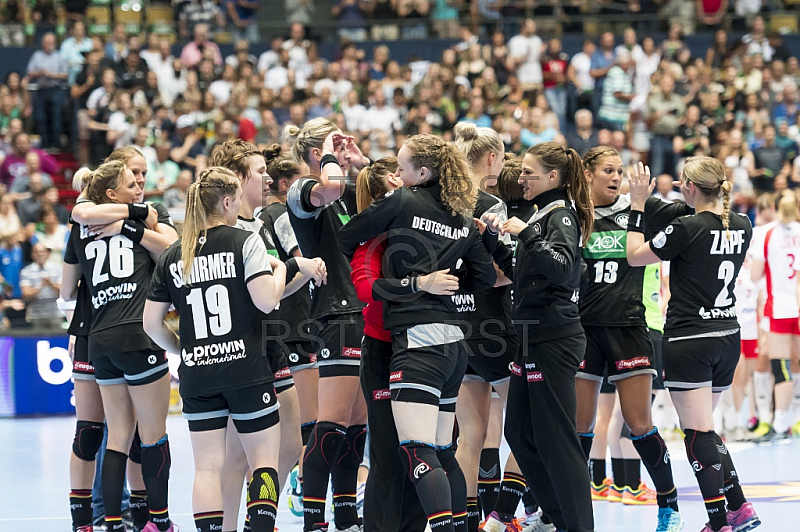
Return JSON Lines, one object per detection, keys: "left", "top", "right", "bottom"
{"left": 682, "top": 156, "right": 731, "bottom": 235}
{"left": 181, "top": 167, "right": 241, "bottom": 282}
{"left": 355, "top": 157, "right": 398, "bottom": 213}
{"left": 73, "top": 167, "right": 94, "bottom": 193}
{"left": 720, "top": 180, "right": 733, "bottom": 233}
{"left": 776, "top": 189, "right": 799, "bottom": 224}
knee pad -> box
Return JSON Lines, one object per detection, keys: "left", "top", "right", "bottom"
{"left": 303, "top": 421, "right": 346, "bottom": 471}
{"left": 683, "top": 429, "right": 721, "bottom": 474}
{"left": 397, "top": 441, "right": 442, "bottom": 485}
{"left": 771, "top": 359, "right": 792, "bottom": 385}
{"left": 348, "top": 424, "right": 367, "bottom": 464}
{"left": 128, "top": 429, "right": 142, "bottom": 464}
{"left": 72, "top": 421, "right": 104, "bottom": 461}
{"left": 301, "top": 420, "right": 316, "bottom": 446}
{"left": 436, "top": 443, "right": 459, "bottom": 474}
{"left": 141, "top": 435, "right": 171, "bottom": 480}
{"left": 249, "top": 467, "right": 280, "bottom": 503}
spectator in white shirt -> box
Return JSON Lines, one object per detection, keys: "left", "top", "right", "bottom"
{"left": 507, "top": 18, "right": 544, "bottom": 90}
{"left": 208, "top": 63, "right": 236, "bottom": 105}
{"left": 20, "top": 242, "right": 62, "bottom": 328}
{"left": 568, "top": 39, "right": 595, "bottom": 112}
{"left": 257, "top": 37, "right": 284, "bottom": 74}
{"left": 652, "top": 173, "right": 684, "bottom": 203}
{"left": 106, "top": 91, "right": 137, "bottom": 150}
{"left": 341, "top": 89, "right": 367, "bottom": 133}
{"left": 635, "top": 36, "right": 661, "bottom": 95}
{"left": 362, "top": 89, "right": 401, "bottom": 148}
{"left": 283, "top": 22, "right": 310, "bottom": 72}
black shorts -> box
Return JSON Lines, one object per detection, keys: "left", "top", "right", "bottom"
{"left": 93, "top": 349, "right": 169, "bottom": 386}
{"left": 599, "top": 373, "right": 614, "bottom": 394}
{"left": 314, "top": 313, "right": 364, "bottom": 378}
{"left": 265, "top": 340, "right": 294, "bottom": 393}
{"left": 462, "top": 334, "right": 518, "bottom": 385}
{"left": 390, "top": 323, "right": 467, "bottom": 412}
{"left": 577, "top": 326, "right": 656, "bottom": 384}
{"left": 649, "top": 328, "right": 665, "bottom": 391}
{"left": 72, "top": 335, "right": 95, "bottom": 381}
{"left": 182, "top": 382, "right": 280, "bottom": 433}
{"left": 284, "top": 340, "right": 318, "bottom": 373}
{"left": 663, "top": 329, "right": 740, "bottom": 392}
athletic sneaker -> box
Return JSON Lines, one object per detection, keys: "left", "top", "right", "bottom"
{"left": 793, "top": 421, "right": 800, "bottom": 438}
{"left": 699, "top": 525, "right": 731, "bottom": 532}
{"left": 655, "top": 507, "right": 684, "bottom": 532}
{"left": 752, "top": 426, "right": 791, "bottom": 443}
{"left": 606, "top": 484, "right": 625, "bottom": 503}
{"left": 590, "top": 478, "right": 612, "bottom": 500}
{"left": 522, "top": 510, "right": 542, "bottom": 527}
{"left": 287, "top": 465, "right": 304, "bottom": 517}
{"left": 726, "top": 426, "right": 754, "bottom": 442}
{"left": 336, "top": 520, "right": 363, "bottom": 532}
{"left": 750, "top": 422, "right": 772, "bottom": 439}
{"left": 307, "top": 524, "right": 329, "bottom": 532}
{"left": 521, "top": 518, "right": 555, "bottom": 532}
{"left": 727, "top": 502, "right": 761, "bottom": 532}
{"left": 479, "top": 512, "right": 523, "bottom": 532}
{"left": 76, "top": 526, "right": 94, "bottom": 532}
{"left": 622, "top": 483, "right": 657, "bottom": 505}
{"left": 141, "top": 524, "right": 179, "bottom": 532}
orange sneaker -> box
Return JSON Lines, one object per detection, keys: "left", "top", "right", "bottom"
{"left": 622, "top": 483, "right": 657, "bottom": 505}
{"left": 606, "top": 484, "right": 625, "bottom": 503}
{"left": 590, "top": 478, "right": 612, "bottom": 501}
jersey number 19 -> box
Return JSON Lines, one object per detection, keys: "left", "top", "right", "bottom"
{"left": 186, "top": 286, "right": 233, "bottom": 340}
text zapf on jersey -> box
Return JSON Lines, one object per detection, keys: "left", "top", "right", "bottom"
{"left": 710, "top": 230, "right": 747, "bottom": 255}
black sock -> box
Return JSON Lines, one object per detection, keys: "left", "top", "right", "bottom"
{"left": 248, "top": 467, "right": 280, "bottom": 532}
{"left": 69, "top": 489, "right": 93, "bottom": 529}
{"left": 438, "top": 444, "right": 467, "bottom": 532}
{"left": 589, "top": 459, "right": 607, "bottom": 486}
{"left": 399, "top": 442, "right": 454, "bottom": 532}
{"left": 101, "top": 449, "right": 128, "bottom": 532}
{"left": 141, "top": 435, "right": 171, "bottom": 531}
{"left": 684, "top": 430, "right": 727, "bottom": 531}
{"left": 622, "top": 459, "right": 641, "bottom": 489}
{"left": 578, "top": 432, "right": 594, "bottom": 460}
{"left": 331, "top": 424, "right": 365, "bottom": 529}
{"left": 303, "top": 421, "right": 347, "bottom": 530}
{"left": 194, "top": 512, "right": 223, "bottom": 532}
{"left": 713, "top": 433, "right": 747, "bottom": 512}
{"left": 521, "top": 487, "right": 538, "bottom": 514}
{"left": 467, "top": 497, "right": 480, "bottom": 531}
{"left": 494, "top": 471, "right": 525, "bottom": 522}
{"left": 242, "top": 516, "right": 251, "bottom": 532}
{"left": 477, "top": 448, "right": 501, "bottom": 517}
{"left": 611, "top": 458, "right": 626, "bottom": 488}
{"left": 129, "top": 490, "right": 149, "bottom": 529}
{"left": 631, "top": 427, "right": 678, "bottom": 511}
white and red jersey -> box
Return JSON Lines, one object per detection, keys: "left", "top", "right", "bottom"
{"left": 749, "top": 220, "right": 800, "bottom": 320}
{"left": 735, "top": 257, "right": 759, "bottom": 340}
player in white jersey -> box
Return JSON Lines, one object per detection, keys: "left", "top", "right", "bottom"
{"left": 749, "top": 190, "right": 800, "bottom": 440}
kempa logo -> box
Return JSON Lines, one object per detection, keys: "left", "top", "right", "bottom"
{"left": 148, "top": 355, "right": 157, "bottom": 365}
{"left": 586, "top": 231, "right": 626, "bottom": 258}
{"left": 691, "top": 460, "right": 703, "bottom": 472}
{"left": 321, "top": 348, "right": 331, "bottom": 358}
{"left": 262, "top": 393, "right": 271, "bottom": 404}
{"left": 413, "top": 463, "right": 430, "bottom": 479}
{"left": 289, "top": 353, "right": 299, "bottom": 363}
{"left": 615, "top": 213, "right": 629, "bottom": 228}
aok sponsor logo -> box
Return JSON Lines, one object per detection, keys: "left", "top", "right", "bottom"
{"left": 585, "top": 230, "right": 627, "bottom": 259}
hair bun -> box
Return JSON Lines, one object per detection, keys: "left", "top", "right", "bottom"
{"left": 262, "top": 143, "right": 282, "bottom": 163}
{"left": 453, "top": 121, "right": 478, "bottom": 141}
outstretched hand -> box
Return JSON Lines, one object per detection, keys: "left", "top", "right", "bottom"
{"left": 627, "top": 161, "right": 654, "bottom": 211}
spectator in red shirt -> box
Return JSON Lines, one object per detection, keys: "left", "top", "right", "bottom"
{"left": 0, "top": 132, "right": 58, "bottom": 189}
{"left": 542, "top": 37, "right": 569, "bottom": 132}
{"left": 697, "top": 0, "right": 728, "bottom": 31}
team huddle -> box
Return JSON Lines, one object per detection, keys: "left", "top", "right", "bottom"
{"left": 60, "top": 117, "right": 779, "bottom": 532}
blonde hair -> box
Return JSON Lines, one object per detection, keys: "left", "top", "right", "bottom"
{"left": 453, "top": 121, "right": 503, "bottom": 176}
{"left": 76, "top": 160, "right": 129, "bottom": 205}
{"left": 775, "top": 189, "right": 799, "bottom": 224}
{"left": 403, "top": 134, "right": 477, "bottom": 217}
{"left": 356, "top": 158, "right": 398, "bottom": 213}
{"left": 209, "top": 138, "right": 262, "bottom": 181}
{"left": 526, "top": 142, "right": 593, "bottom": 244}
{"left": 181, "top": 166, "right": 241, "bottom": 281}
{"left": 682, "top": 156, "right": 733, "bottom": 233}
{"left": 582, "top": 146, "right": 620, "bottom": 175}
{"left": 106, "top": 146, "right": 144, "bottom": 165}
{"left": 283, "top": 118, "right": 338, "bottom": 166}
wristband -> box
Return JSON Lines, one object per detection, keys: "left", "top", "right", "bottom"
{"left": 285, "top": 257, "right": 300, "bottom": 283}
{"left": 121, "top": 220, "right": 145, "bottom": 244}
{"left": 320, "top": 154, "right": 339, "bottom": 170}
{"left": 56, "top": 297, "right": 76, "bottom": 315}
{"left": 627, "top": 209, "right": 645, "bottom": 234}
{"left": 128, "top": 202, "right": 150, "bottom": 220}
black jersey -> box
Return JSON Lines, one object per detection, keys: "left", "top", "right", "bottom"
{"left": 337, "top": 181, "right": 497, "bottom": 330}
{"left": 454, "top": 190, "right": 515, "bottom": 339}
{"left": 259, "top": 202, "right": 312, "bottom": 343}
{"left": 148, "top": 225, "right": 275, "bottom": 397}
{"left": 581, "top": 195, "right": 690, "bottom": 326}
{"left": 65, "top": 221, "right": 158, "bottom": 356}
{"left": 287, "top": 178, "right": 364, "bottom": 320}
{"left": 649, "top": 211, "right": 753, "bottom": 338}
{"left": 513, "top": 188, "right": 584, "bottom": 341}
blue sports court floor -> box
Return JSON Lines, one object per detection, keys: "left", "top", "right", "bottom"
{"left": 1, "top": 415, "right": 798, "bottom": 531}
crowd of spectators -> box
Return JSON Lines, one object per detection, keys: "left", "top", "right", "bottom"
{"left": 0, "top": 1, "right": 799, "bottom": 329}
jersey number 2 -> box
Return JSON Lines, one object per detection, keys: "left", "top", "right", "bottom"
{"left": 186, "top": 286, "right": 232, "bottom": 340}
{"left": 85, "top": 237, "right": 135, "bottom": 286}
{"left": 715, "top": 260, "right": 735, "bottom": 307}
